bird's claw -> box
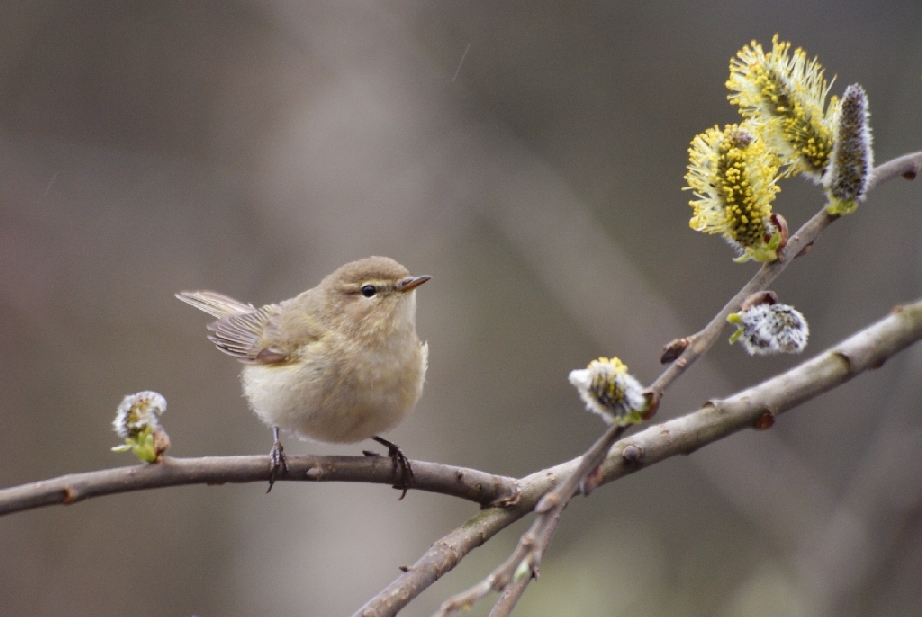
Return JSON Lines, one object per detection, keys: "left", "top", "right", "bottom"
{"left": 267, "top": 428, "right": 288, "bottom": 493}
{"left": 372, "top": 436, "right": 415, "bottom": 500}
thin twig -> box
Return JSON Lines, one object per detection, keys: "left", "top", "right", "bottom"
{"left": 434, "top": 537, "right": 535, "bottom": 617}
{"left": 354, "top": 297, "right": 922, "bottom": 617}
{"left": 489, "top": 577, "right": 530, "bottom": 617}
{"left": 649, "top": 208, "right": 832, "bottom": 398}
{"left": 650, "top": 151, "right": 922, "bottom": 398}
{"left": 353, "top": 461, "right": 575, "bottom": 617}
{"left": 9, "top": 152, "right": 922, "bottom": 614}
{"left": 457, "top": 214, "right": 855, "bottom": 606}
{"left": 355, "top": 508, "right": 524, "bottom": 617}
{"left": 0, "top": 455, "right": 519, "bottom": 517}
{"left": 431, "top": 152, "right": 922, "bottom": 615}
{"left": 463, "top": 193, "right": 835, "bottom": 613}
{"left": 432, "top": 424, "right": 627, "bottom": 615}
{"left": 867, "top": 151, "right": 922, "bottom": 190}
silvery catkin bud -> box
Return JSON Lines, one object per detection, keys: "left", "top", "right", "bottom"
{"left": 569, "top": 357, "right": 645, "bottom": 426}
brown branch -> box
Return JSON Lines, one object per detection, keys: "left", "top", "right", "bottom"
{"left": 450, "top": 155, "right": 900, "bottom": 614}
{"left": 867, "top": 151, "right": 922, "bottom": 190}
{"left": 354, "top": 509, "right": 524, "bottom": 617}
{"left": 0, "top": 455, "right": 519, "bottom": 517}
{"left": 601, "top": 300, "right": 922, "bottom": 481}
{"left": 431, "top": 424, "right": 627, "bottom": 616}
{"left": 453, "top": 151, "right": 922, "bottom": 614}
{"left": 432, "top": 525, "right": 538, "bottom": 617}
{"left": 649, "top": 209, "right": 829, "bottom": 397}
{"left": 352, "top": 461, "right": 575, "bottom": 617}
{"left": 354, "top": 297, "right": 922, "bottom": 617}
{"left": 650, "top": 151, "right": 922, "bottom": 399}
{"left": 357, "top": 152, "right": 922, "bottom": 615}
{"left": 7, "top": 152, "right": 922, "bottom": 614}
{"left": 489, "top": 577, "right": 530, "bottom": 617}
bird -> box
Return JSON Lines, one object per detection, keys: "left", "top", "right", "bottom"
{"left": 176, "top": 256, "right": 429, "bottom": 495}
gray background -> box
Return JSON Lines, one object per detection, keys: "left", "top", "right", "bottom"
{"left": 1, "top": 2, "right": 921, "bottom": 616}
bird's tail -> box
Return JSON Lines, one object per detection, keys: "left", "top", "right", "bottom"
{"left": 175, "top": 291, "right": 255, "bottom": 318}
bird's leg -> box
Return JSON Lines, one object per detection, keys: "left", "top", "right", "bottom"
{"left": 371, "top": 436, "right": 415, "bottom": 500}
{"left": 267, "top": 426, "right": 288, "bottom": 493}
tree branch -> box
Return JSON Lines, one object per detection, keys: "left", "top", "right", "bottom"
{"left": 451, "top": 152, "right": 922, "bottom": 615}
{"left": 353, "top": 461, "right": 574, "bottom": 617}
{"left": 650, "top": 151, "right": 922, "bottom": 399}
{"left": 0, "top": 455, "right": 519, "bottom": 517}
{"left": 867, "top": 151, "right": 922, "bottom": 190}
{"left": 430, "top": 424, "right": 627, "bottom": 616}
{"left": 355, "top": 297, "right": 922, "bottom": 617}
{"left": 6, "top": 152, "right": 922, "bottom": 614}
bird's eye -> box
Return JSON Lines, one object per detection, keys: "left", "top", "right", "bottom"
{"left": 361, "top": 285, "right": 377, "bottom": 297}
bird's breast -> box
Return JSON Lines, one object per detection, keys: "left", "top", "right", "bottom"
{"left": 241, "top": 332, "right": 426, "bottom": 444}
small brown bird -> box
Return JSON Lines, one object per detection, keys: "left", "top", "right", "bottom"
{"left": 177, "top": 256, "right": 429, "bottom": 494}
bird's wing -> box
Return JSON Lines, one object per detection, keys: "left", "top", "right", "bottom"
{"left": 206, "top": 304, "right": 291, "bottom": 365}
{"left": 175, "top": 291, "right": 255, "bottom": 318}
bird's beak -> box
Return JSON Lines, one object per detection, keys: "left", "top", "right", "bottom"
{"left": 397, "top": 275, "right": 431, "bottom": 292}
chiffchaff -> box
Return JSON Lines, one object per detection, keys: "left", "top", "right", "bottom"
{"left": 177, "top": 256, "right": 429, "bottom": 493}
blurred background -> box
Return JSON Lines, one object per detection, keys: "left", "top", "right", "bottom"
{"left": 2, "top": 1, "right": 922, "bottom": 615}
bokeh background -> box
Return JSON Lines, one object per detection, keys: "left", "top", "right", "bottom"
{"left": 2, "top": 2, "right": 922, "bottom": 616}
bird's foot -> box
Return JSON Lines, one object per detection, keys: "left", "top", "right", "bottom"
{"left": 267, "top": 427, "right": 289, "bottom": 493}
{"left": 371, "top": 436, "right": 415, "bottom": 500}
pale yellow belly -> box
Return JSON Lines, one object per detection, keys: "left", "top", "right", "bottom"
{"left": 241, "top": 342, "right": 426, "bottom": 444}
